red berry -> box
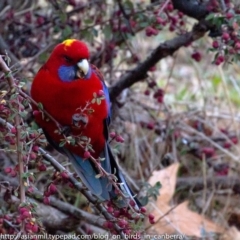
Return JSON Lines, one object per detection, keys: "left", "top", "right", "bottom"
{"left": 68, "top": 0, "right": 76, "bottom": 6}
{"left": 215, "top": 55, "right": 224, "bottom": 65}
{"left": 43, "top": 196, "right": 50, "bottom": 205}
{"left": 61, "top": 171, "right": 69, "bottom": 179}
{"left": 146, "top": 122, "right": 155, "bottom": 130}
{"left": 29, "top": 133, "right": 36, "bottom": 139}
{"left": 148, "top": 213, "right": 155, "bottom": 220}
{"left": 31, "top": 224, "right": 39, "bottom": 233}
{"left": 116, "top": 135, "right": 124, "bottom": 143}
{"left": 32, "top": 145, "right": 39, "bottom": 152}
{"left": 148, "top": 81, "right": 156, "bottom": 88}
{"left": 36, "top": 16, "right": 44, "bottom": 25}
{"left": 157, "top": 96, "right": 164, "bottom": 103}
{"left": 149, "top": 66, "right": 156, "bottom": 72}
{"left": 97, "top": 90, "right": 105, "bottom": 97}
{"left": 30, "top": 152, "right": 37, "bottom": 160}
{"left": 107, "top": 206, "right": 114, "bottom": 213}
{"left": 19, "top": 207, "right": 28, "bottom": 214}
{"left": 44, "top": 191, "right": 51, "bottom": 197}
{"left": 191, "top": 52, "right": 201, "bottom": 62}
{"left": 144, "top": 90, "right": 150, "bottom": 96}
{"left": 10, "top": 127, "right": 17, "bottom": 134}
{"left": 167, "top": 3, "right": 174, "bottom": 11}
{"left": 226, "top": 12, "right": 233, "bottom": 19}
{"left": 103, "top": 221, "right": 113, "bottom": 229}
{"left": 235, "top": 42, "right": 240, "bottom": 50}
{"left": 21, "top": 210, "right": 31, "bottom": 219}
{"left": 223, "top": 141, "right": 231, "bottom": 149}
{"left": 145, "top": 26, "right": 158, "bottom": 37}
{"left": 10, "top": 170, "right": 17, "bottom": 177}
{"left": 83, "top": 151, "right": 91, "bottom": 159}
{"left": 140, "top": 207, "right": 147, "bottom": 213}
{"left": 113, "top": 210, "right": 121, "bottom": 218}
{"left": 201, "top": 147, "right": 215, "bottom": 157}
{"left": 48, "top": 183, "right": 57, "bottom": 194}
{"left": 222, "top": 32, "right": 230, "bottom": 41}
{"left": 230, "top": 137, "right": 238, "bottom": 144}
{"left": 212, "top": 41, "right": 219, "bottom": 49}
{"left": 110, "top": 132, "right": 116, "bottom": 138}
{"left": 33, "top": 110, "right": 41, "bottom": 116}
{"left": 4, "top": 167, "right": 12, "bottom": 174}
{"left": 123, "top": 229, "right": 131, "bottom": 235}
{"left": 38, "top": 163, "right": 47, "bottom": 171}
{"left": 129, "top": 199, "right": 136, "bottom": 207}
{"left": 149, "top": 218, "right": 155, "bottom": 224}
{"left": 118, "top": 219, "right": 128, "bottom": 228}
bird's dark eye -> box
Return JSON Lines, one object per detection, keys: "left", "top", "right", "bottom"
{"left": 63, "top": 55, "right": 72, "bottom": 63}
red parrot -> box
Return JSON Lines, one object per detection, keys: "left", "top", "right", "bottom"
{"left": 31, "top": 39, "right": 140, "bottom": 207}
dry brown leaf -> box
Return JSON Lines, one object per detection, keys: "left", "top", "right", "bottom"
{"left": 220, "top": 227, "right": 240, "bottom": 240}
{"left": 147, "top": 163, "right": 223, "bottom": 237}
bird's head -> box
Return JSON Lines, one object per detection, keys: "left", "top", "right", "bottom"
{"left": 46, "top": 39, "right": 92, "bottom": 82}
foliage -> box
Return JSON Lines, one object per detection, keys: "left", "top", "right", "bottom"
{"left": 0, "top": 0, "right": 240, "bottom": 239}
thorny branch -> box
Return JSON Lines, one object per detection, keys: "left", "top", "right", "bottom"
{"left": 0, "top": 56, "right": 25, "bottom": 213}
{"left": 0, "top": 116, "right": 125, "bottom": 237}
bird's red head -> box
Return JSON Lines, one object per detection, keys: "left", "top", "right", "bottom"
{"left": 46, "top": 39, "right": 91, "bottom": 82}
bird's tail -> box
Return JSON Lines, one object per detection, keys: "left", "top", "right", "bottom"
{"left": 106, "top": 144, "right": 141, "bottom": 209}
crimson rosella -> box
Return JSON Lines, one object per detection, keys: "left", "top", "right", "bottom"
{"left": 31, "top": 39, "right": 140, "bottom": 208}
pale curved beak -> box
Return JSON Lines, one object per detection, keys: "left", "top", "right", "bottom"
{"left": 76, "top": 59, "right": 90, "bottom": 79}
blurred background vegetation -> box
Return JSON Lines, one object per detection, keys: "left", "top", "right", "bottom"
{"left": 1, "top": 0, "right": 240, "bottom": 239}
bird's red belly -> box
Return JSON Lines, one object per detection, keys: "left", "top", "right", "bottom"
{"left": 31, "top": 74, "right": 108, "bottom": 158}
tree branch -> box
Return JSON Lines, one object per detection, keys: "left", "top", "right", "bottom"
{"left": 109, "top": 20, "right": 208, "bottom": 100}
{"left": 176, "top": 176, "right": 240, "bottom": 192}
{"left": 172, "top": 0, "right": 209, "bottom": 20}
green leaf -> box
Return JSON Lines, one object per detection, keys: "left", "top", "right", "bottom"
{"left": 125, "top": 0, "right": 134, "bottom": 9}
{"left": 139, "top": 196, "right": 148, "bottom": 206}
{"left": 103, "top": 24, "right": 112, "bottom": 40}
{"left": 92, "top": 28, "right": 98, "bottom": 37}
{"left": 212, "top": 75, "right": 221, "bottom": 88}
{"left": 22, "top": 172, "right": 32, "bottom": 180}
{"left": 96, "top": 98, "right": 101, "bottom": 105}
{"left": 84, "top": 19, "right": 93, "bottom": 25}
{"left": 31, "top": 121, "right": 40, "bottom": 130}
{"left": 154, "top": 181, "right": 162, "bottom": 189}
{"left": 81, "top": 29, "right": 93, "bottom": 43}
{"left": 139, "top": 21, "right": 150, "bottom": 28}
{"left": 19, "top": 111, "right": 28, "bottom": 118}
{"left": 38, "top": 102, "right": 44, "bottom": 110}
{"left": 62, "top": 26, "right": 73, "bottom": 40}
{"left": 59, "top": 12, "right": 67, "bottom": 23}
{"left": 59, "top": 141, "right": 66, "bottom": 147}
{"left": 38, "top": 53, "right": 49, "bottom": 63}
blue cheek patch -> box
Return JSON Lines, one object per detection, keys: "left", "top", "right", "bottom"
{"left": 58, "top": 65, "right": 92, "bottom": 82}
{"left": 58, "top": 65, "right": 77, "bottom": 82}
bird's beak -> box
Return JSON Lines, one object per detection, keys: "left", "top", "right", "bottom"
{"left": 76, "top": 59, "right": 90, "bottom": 79}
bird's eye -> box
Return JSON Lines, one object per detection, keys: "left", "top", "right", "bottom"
{"left": 63, "top": 55, "right": 72, "bottom": 63}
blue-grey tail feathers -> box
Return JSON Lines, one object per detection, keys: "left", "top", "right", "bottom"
{"left": 43, "top": 130, "right": 140, "bottom": 208}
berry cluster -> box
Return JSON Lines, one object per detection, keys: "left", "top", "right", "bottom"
{"left": 102, "top": 202, "right": 155, "bottom": 237}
